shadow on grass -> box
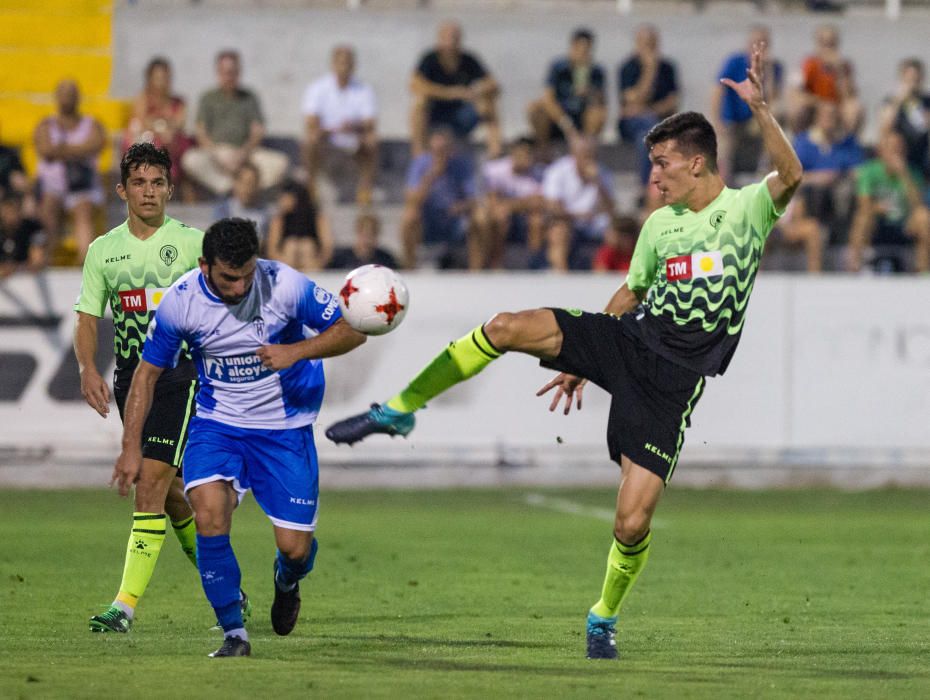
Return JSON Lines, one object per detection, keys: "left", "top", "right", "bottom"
{"left": 318, "top": 633, "right": 560, "bottom": 650}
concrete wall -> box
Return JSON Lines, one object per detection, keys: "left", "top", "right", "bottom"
{"left": 112, "top": 2, "right": 929, "bottom": 143}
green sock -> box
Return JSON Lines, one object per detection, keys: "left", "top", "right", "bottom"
{"left": 386, "top": 324, "right": 503, "bottom": 413}
{"left": 171, "top": 516, "right": 198, "bottom": 568}
{"left": 590, "top": 532, "right": 652, "bottom": 619}
{"left": 115, "top": 513, "right": 166, "bottom": 615}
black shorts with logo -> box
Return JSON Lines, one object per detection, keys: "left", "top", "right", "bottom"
{"left": 114, "top": 378, "right": 197, "bottom": 472}
{"left": 542, "top": 308, "right": 706, "bottom": 483}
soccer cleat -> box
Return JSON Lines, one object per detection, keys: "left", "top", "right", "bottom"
{"left": 271, "top": 579, "right": 301, "bottom": 636}
{"left": 325, "top": 403, "right": 415, "bottom": 445}
{"left": 586, "top": 611, "right": 618, "bottom": 660}
{"left": 208, "top": 635, "right": 251, "bottom": 658}
{"left": 89, "top": 605, "right": 132, "bottom": 634}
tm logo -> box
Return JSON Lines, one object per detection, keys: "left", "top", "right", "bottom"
{"left": 160, "top": 244, "right": 179, "bottom": 266}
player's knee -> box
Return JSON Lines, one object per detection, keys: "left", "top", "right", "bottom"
{"left": 483, "top": 312, "right": 521, "bottom": 350}
{"left": 193, "top": 508, "right": 230, "bottom": 537}
{"left": 614, "top": 511, "right": 651, "bottom": 545}
{"left": 134, "top": 474, "right": 172, "bottom": 512}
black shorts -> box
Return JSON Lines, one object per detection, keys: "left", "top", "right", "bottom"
{"left": 542, "top": 309, "right": 706, "bottom": 483}
{"left": 114, "top": 379, "right": 197, "bottom": 472}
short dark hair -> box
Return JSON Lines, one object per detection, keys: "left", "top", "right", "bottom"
{"left": 120, "top": 142, "right": 172, "bottom": 186}
{"left": 900, "top": 57, "right": 924, "bottom": 77}
{"left": 511, "top": 135, "right": 535, "bottom": 150}
{"left": 202, "top": 218, "right": 259, "bottom": 267}
{"left": 645, "top": 111, "right": 718, "bottom": 173}
{"left": 145, "top": 56, "right": 170, "bottom": 80}
{"left": 572, "top": 27, "right": 595, "bottom": 43}
{"left": 216, "top": 49, "right": 240, "bottom": 65}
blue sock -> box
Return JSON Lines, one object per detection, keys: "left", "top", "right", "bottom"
{"left": 275, "top": 538, "right": 319, "bottom": 591}
{"left": 197, "top": 534, "right": 243, "bottom": 633}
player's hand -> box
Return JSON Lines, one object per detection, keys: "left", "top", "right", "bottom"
{"left": 257, "top": 344, "right": 300, "bottom": 371}
{"left": 536, "top": 372, "right": 587, "bottom": 415}
{"left": 111, "top": 447, "right": 143, "bottom": 497}
{"left": 720, "top": 41, "right": 766, "bottom": 110}
{"left": 79, "top": 369, "right": 110, "bottom": 418}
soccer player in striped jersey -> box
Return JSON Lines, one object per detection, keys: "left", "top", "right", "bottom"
{"left": 326, "top": 45, "right": 802, "bottom": 659}
{"left": 75, "top": 144, "right": 248, "bottom": 633}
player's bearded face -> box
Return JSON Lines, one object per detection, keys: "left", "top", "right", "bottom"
{"left": 205, "top": 258, "right": 257, "bottom": 305}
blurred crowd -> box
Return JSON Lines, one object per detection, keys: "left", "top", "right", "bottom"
{"left": 2, "top": 19, "right": 929, "bottom": 277}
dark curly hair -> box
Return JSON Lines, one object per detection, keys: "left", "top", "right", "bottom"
{"left": 120, "top": 142, "right": 173, "bottom": 186}
{"left": 645, "top": 111, "right": 718, "bottom": 173}
{"left": 202, "top": 217, "right": 259, "bottom": 267}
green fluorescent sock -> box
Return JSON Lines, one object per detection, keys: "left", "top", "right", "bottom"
{"left": 386, "top": 324, "right": 503, "bottom": 414}
{"left": 115, "top": 513, "right": 167, "bottom": 614}
{"left": 172, "top": 516, "right": 198, "bottom": 568}
{"left": 590, "top": 532, "right": 652, "bottom": 619}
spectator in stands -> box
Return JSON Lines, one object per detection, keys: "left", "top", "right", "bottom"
{"left": 266, "top": 180, "right": 333, "bottom": 271}
{"left": 711, "top": 27, "right": 783, "bottom": 181}
{"left": 0, "top": 142, "right": 28, "bottom": 199}
{"left": 878, "top": 58, "right": 930, "bottom": 179}
{"left": 328, "top": 212, "right": 398, "bottom": 270}
{"left": 848, "top": 130, "right": 930, "bottom": 273}
{"left": 302, "top": 44, "right": 378, "bottom": 206}
{"left": 213, "top": 162, "right": 270, "bottom": 247}
{"left": 592, "top": 214, "right": 637, "bottom": 273}
{"left": 182, "top": 50, "right": 288, "bottom": 197}
{"left": 617, "top": 25, "right": 679, "bottom": 186}
{"left": 790, "top": 25, "right": 863, "bottom": 135}
{"left": 410, "top": 21, "right": 501, "bottom": 158}
{"left": 0, "top": 191, "right": 46, "bottom": 277}
{"left": 400, "top": 128, "right": 478, "bottom": 269}
{"left": 122, "top": 57, "right": 192, "bottom": 191}
{"left": 539, "top": 136, "right": 615, "bottom": 271}
{"left": 790, "top": 99, "right": 863, "bottom": 266}
{"left": 527, "top": 28, "right": 606, "bottom": 151}
{"left": 473, "top": 136, "right": 545, "bottom": 269}
{"left": 33, "top": 79, "right": 105, "bottom": 263}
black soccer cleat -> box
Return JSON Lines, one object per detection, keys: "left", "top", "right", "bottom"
{"left": 209, "top": 635, "right": 251, "bottom": 658}
{"left": 271, "top": 579, "right": 301, "bottom": 636}
{"left": 586, "top": 611, "right": 619, "bottom": 660}
{"left": 325, "top": 403, "right": 415, "bottom": 446}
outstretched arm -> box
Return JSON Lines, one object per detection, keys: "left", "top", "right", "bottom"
{"left": 257, "top": 318, "right": 366, "bottom": 371}
{"left": 721, "top": 43, "right": 802, "bottom": 211}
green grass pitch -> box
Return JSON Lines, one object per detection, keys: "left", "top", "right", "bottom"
{"left": 0, "top": 487, "right": 928, "bottom": 698}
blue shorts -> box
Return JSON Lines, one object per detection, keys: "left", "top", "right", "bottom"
{"left": 183, "top": 416, "right": 320, "bottom": 532}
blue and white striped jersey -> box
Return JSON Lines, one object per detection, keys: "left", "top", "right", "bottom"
{"left": 142, "top": 259, "right": 341, "bottom": 430}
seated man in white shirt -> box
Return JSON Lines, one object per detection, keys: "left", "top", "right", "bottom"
{"left": 301, "top": 45, "right": 378, "bottom": 205}
{"left": 539, "top": 136, "right": 615, "bottom": 270}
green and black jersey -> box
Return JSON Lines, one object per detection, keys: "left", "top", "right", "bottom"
{"left": 625, "top": 180, "right": 783, "bottom": 376}
{"left": 74, "top": 216, "right": 204, "bottom": 389}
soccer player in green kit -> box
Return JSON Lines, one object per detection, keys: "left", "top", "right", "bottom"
{"left": 327, "top": 46, "right": 802, "bottom": 658}
{"left": 74, "top": 143, "right": 248, "bottom": 632}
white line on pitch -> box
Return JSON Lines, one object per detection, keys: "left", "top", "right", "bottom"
{"left": 523, "top": 493, "right": 665, "bottom": 529}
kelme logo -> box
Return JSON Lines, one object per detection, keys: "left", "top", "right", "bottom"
{"left": 160, "top": 244, "right": 179, "bottom": 266}
{"left": 709, "top": 211, "right": 726, "bottom": 229}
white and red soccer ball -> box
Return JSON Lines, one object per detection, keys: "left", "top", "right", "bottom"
{"left": 337, "top": 264, "right": 409, "bottom": 336}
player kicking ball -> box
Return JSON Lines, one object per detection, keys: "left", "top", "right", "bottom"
{"left": 327, "top": 46, "right": 801, "bottom": 659}
{"left": 111, "top": 218, "right": 366, "bottom": 657}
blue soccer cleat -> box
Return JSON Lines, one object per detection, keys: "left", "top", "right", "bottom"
{"left": 586, "top": 611, "right": 618, "bottom": 659}
{"left": 325, "top": 403, "right": 415, "bottom": 446}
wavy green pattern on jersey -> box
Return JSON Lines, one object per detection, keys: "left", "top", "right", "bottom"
{"left": 646, "top": 214, "right": 764, "bottom": 336}
{"left": 74, "top": 217, "right": 204, "bottom": 380}
{"left": 625, "top": 181, "right": 782, "bottom": 376}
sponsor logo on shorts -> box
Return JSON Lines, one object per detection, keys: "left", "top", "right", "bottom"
{"left": 665, "top": 251, "right": 724, "bottom": 282}
{"left": 289, "top": 497, "right": 315, "bottom": 506}
{"left": 146, "top": 436, "right": 176, "bottom": 446}
{"left": 644, "top": 442, "right": 673, "bottom": 464}
{"left": 203, "top": 353, "right": 275, "bottom": 383}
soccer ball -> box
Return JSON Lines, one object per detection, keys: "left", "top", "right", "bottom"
{"left": 337, "top": 264, "right": 409, "bottom": 336}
